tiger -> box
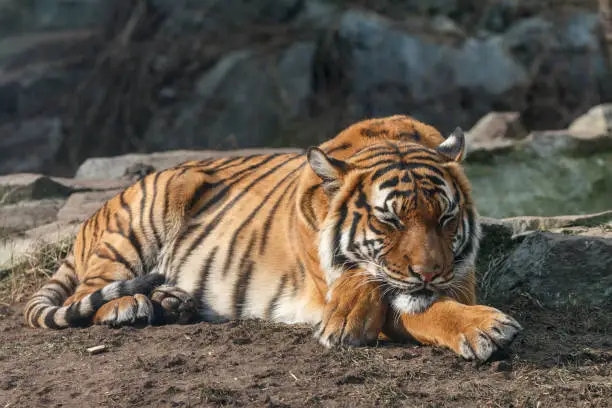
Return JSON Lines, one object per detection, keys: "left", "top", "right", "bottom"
{"left": 24, "top": 115, "right": 521, "bottom": 362}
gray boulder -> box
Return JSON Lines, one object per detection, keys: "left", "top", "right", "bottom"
{"left": 466, "top": 111, "right": 527, "bottom": 150}
{"left": 0, "top": 119, "right": 64, "bottom": 175}
{"left": 316, "top": 9, "right": 528, "bottom": 132}
{"left": 479, "top": 216, "right": 612, "bottom": 307}
{"left": 144, "top": 42, "right": 316, "bottom": 150}
{"left": 0, "top": 199, "right": 64, "bottom": 236}
{"left": 0, "top": 173, "right": 72, "bottom": 205}
{"left": 492, "top": 232, "right": 612, "bottom": 307}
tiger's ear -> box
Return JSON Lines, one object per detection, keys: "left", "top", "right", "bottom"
{"left": 436, "top": 127, "right": 465, "bottom": 162}
{"left": 307, "top": 147, "right": 349, "bottom": 195}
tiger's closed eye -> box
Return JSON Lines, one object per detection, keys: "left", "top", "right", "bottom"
{"left": 373, "top": 209, "right": 405, "bottom": 231}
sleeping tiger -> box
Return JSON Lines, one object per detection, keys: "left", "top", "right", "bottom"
{"left": 24, "top": 115, "right": 521, "bottom": 362}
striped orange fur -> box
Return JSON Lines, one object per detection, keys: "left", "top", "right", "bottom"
{"left": 24, "top": 115, "right": 521, "bottom": 361}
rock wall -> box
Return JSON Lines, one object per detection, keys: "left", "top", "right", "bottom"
{"left": 0, "top": 0, "right": 610, "bottom": 176}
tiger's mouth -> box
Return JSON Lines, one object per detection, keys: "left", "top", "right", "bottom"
{"left": 410, "top": 288, "right": 435, "bottom": 297}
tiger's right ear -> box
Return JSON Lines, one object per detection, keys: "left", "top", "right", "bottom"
{"left": 307, "top": 147, "right": 349, "bottom": 195}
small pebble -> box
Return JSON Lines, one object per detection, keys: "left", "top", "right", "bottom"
{"left": 86, "top": 345, "right": 107, "bottom": 355}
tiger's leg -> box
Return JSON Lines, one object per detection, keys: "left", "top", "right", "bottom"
{"left": 315, "top": 270, "right": 387, "bottom": 347}
{"left": 383, "top": 270, "right": 522, "bottom": 362}
{"left": 64, "top": 168, "right": 210, "bottom": 327}
{"left": 150, "top": 285, "right": 198, "bottom": 325}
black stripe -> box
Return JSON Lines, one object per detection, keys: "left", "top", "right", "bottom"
{"left": 355, "top": 186, "right": 370, "bottom": 210}
{"left": 265, "top": 275, "right": 288, "bottom": 320}
{"left": 454, "top": 209, "right": 476, "bottom": 265}
{"left": 347, "top": 211, "right": 362, "bottom": 252}
{"left": 162, "top": 172, "right": 178, "bottom": 227}
{"left": 90, "top": 210, "right": 100, "bottom": 243}
{"left": 325, "top": 143, "right": 352, "bottom": 155}
{"left": 232, "top": 233, "right": 257, "bottom": 318}
{"left": 386, "top": 190, "right": 414, "bottom": 200}
{"left": 233, "top": 262, "right": 254, "bottom": 320}
{"left": 367, "top": 216, "right": 385, "bottom": 235}
{"left": 79, "top": 218, "right": 90, "bottom": 264}
{"left": 205, "top": 155, "right": 253, "bottom": 172}
{"left": 332, "top": 204, "right": 349, "bottom": 268}
{"left": 299, "top": 183, "right": 322, "bottom": 231}
{"left": 379, "top": 176, "right": 399, "bottom": 189}
{"left": 119, "top": 192, "right": 145, "bottom": 267}
{"left": 297, "top": 260, "right": 306, "bottom": 285}
{"left": 100, "top": 242, "right": 136, "bottom": 277}
{"left": 192, "top": 246, "right": 219, "bottom": 310}
{"left": 259, "top": 176, "right": 300, "bottom": 255}
{"left": 194, "top": 155, "right": 286, "bottom": 216}
{"left": 149, "top": 172, "right": 163, "bottom": 249}
{"left": 187, "top": 181, "right": 214, "bottom": 213}
{"left": 231, "top": 232, "right": 257, "bottom": 279}
{"left": 371, "top": 162, "right": 445, "bottom": 181}
{"left": 224, "top": 163, "right": 305, "bottom": 271}
{"left": 138, "top": 178, "right": 148, "bottom": 260}
{"left": 31, "top": 305, "right": 47, "bottom": 326}
{"left": 41, "top": 286, "right": 66, "bottom": 302}
{"left": 48, "top": 279, "right": 72, "bottom": 295}
{"left": 331, "top": 181, "right": 363, "bottom": 269}
{"left": 43, "top": 308, "right": 61, "bottom": 329}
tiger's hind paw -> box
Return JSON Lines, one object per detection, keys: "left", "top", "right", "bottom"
{"left": 151, "top": 285, "right": 198, "bottom": 324}
{"left": 92, "top": 294, "right": 154, "bottom": 327}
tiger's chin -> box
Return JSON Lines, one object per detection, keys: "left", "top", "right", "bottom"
{"left": 391, "top": 290, "right": 439, "bottom": 315}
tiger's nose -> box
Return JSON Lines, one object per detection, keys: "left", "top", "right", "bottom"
{"left": 412, "top": 265, "right": 442, "bottom": 283}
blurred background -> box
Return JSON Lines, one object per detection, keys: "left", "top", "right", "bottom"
{"left": 0, "top": 0, "right": 611, "bottom": 218}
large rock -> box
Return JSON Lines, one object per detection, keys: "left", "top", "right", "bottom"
{"left": 478, "top": 216, "right": 612, "bottom": 307}
{"left": 315, "top": 9, "right": 529, "bottom": 132}
{"left": 144, "top": 42, "right": 316, "bottom": 151}
{"left": 0, "top": 35, "right": 92, "bottom": 122}
{"left": 0, "top": 173, "right": 130, "bottom": 204}
{"left": 0, "top": 173, "right": 72, "bottom": 204}
{"left": 491, "top": 232, "right": 612, "bottom": 307}
{"left": 0, "top": 199, "right": 64, "bottom": 235}
{"left": 0, "top": 119, "right": 64, "bottom": 175}
{"left": 466, "top": 111, "right": 527, "bottom": 150}
{"left": 465, "top": 127, "right": 612, "bottom": 218}
{"left": 75, "top": 148, "right": 303, "bottom": 180}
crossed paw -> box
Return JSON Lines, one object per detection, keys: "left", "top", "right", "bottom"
{"left": 315, "top": 278, "right": 387, "bottom": 347}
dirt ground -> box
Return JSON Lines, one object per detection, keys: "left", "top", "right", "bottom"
{"left": 1, "top": 296, "right": 610, "bottom": 408}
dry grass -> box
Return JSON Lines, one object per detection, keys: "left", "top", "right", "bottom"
{"left": 0, "top": 238, "right": 72, "bottom": 306}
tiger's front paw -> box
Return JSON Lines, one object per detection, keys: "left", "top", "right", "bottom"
{"left": 452, "top": 305, "right": 522, "bottom": 362}
{"left": 315, "top": 279, "right": 387, "bottom": 348}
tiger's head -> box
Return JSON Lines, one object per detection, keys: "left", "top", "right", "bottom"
{"left": 307, "top": 126, "right": 480, "bottom": 314}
